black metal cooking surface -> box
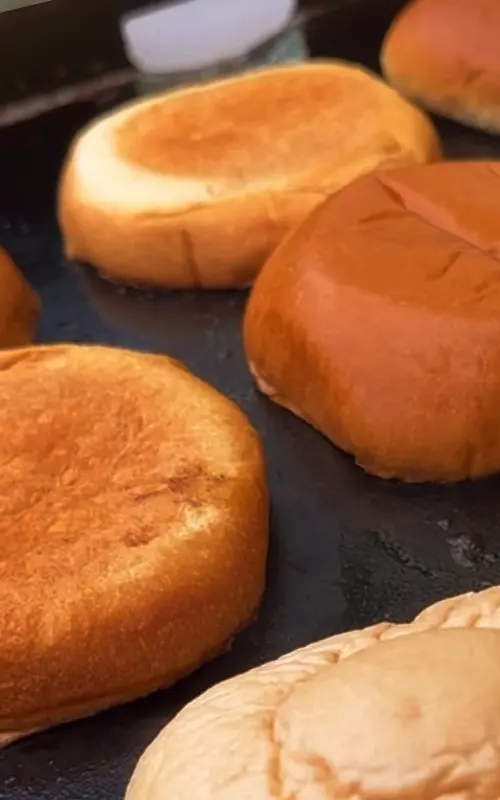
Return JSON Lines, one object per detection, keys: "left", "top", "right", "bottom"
{"left": 2, "top": 10, "right": 500, "bottom": 799}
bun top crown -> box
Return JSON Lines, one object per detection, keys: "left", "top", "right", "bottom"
{"left": 381, "top": 0, "right": 500, "bottom": 132}
{"left": 126, "top": 587, "right": 500, "bottom": 800}
{"left": 278, "top": 159, "right": 500, "bottom": 318}
{"left": 243, "top": 160, "right": 500, "bottom": 482}
{"left": 384, "top": 0, "right": 500, "bottom": 76}
{"left": 278, "top": 628, "right": 500, "bottom": 799}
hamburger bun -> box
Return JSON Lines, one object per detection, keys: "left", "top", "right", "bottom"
{"left": 244, "top": 160, "right": 500, "bottom": 483}
{"left": 0, "top": 246, "right": 38, "bottom": 346}
{"left": 58, "top": 61, "right": 440, "bottom": 290}
{"left": 0, "top": 344, "right": 268, "bottom": 744}
{"left": 381, "top": 0, "right": 500, "bottom": 133}
{"left": 126, "top": 585, "right": 500, "bottom": 800}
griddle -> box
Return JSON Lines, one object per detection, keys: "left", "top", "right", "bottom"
{"left": 2, "top": 5, "right": 500, "bottom": 799}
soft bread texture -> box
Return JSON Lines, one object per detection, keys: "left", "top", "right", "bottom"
{"left": 381, "top": 0, "right": 500, "bottom": 133}
{"left": 244, "top": 160, "right": 500, "bottom": 483}
{"left": 0, "top": 247, "right": 39, "bottom": 346}
{"left": 0, "top": 344, "right": 268, "bottom": 744}
{"left": 58, "top": 61, "right": 440, "bottom": 290}
{"left": 126, "top": 585, "right": 500, "bottom": 800}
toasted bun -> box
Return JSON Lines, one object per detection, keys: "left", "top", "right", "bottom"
{"left": 58, "top": 61, "right": 440, "bottom": 290}
{"left": 0, "top": 344, "right": 268, "bottom": 744}
{"left": 381, "top": 0, "right": 500, "bottom": 133}
{"left": 126, "top": 585, "right": 500, "bottom": 800}
{"left": 0, "top": 247, "right": 39, "bottom": 346}
{"left": 244, "top": 160, "right": 500, "bottom": 483}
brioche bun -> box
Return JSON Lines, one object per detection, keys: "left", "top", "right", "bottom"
{"left": 0, "top": 344, "right": 268, "bottom": 744}
{"left": 0, "top": 247, "right": 38, "bottom": 346}
{"left": 126, "top": 586, "right": 500, "bottom": 800}
{"left": 381, "top": 0, "right": 500, "bottom": 133}
{"left": 58, "top": 61, "right": 440, "bottom": 290}
{"left": 244, "top": 160, "right": 500, "bottom": 483}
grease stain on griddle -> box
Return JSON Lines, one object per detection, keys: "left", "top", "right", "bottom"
{"left": 368, "top": 528, "right": 441, "bottom": 578}
{"left": 447, "top": 531, "right": 500, "bottom": 569}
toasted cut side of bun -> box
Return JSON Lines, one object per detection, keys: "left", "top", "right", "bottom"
{"left": 126, "top": 585, "right": 500, "bottom": 800}
{"left": 0, "top": 344, "right": 268, "bottom": 745}
{"left": 244, "top": 160, "right": 500, "bottom": 483}
{"left": 58, "top": 60, "right": 440, "bottom": 290}
{"left": 0, "top": 247, "right": 39, "bottom": 346}
{"left": 381, "top": 0, "right": 500, "bottom": 133}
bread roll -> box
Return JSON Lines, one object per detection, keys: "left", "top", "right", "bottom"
{"left": 0, "top": 247, "right": 38, "bottom": 346}
{"left": 126, "top": 585, "right": 500, "bottom": 800}
{"left": 0, "top": 344, "right": 268, "bottom": 744}
{"left": 381, "top": 0, "right": 500, "bottom": 133}
{"left": 244, "top": 160, "right": 500, "bottom": 483}
{"left": 58, "top": 61, "right": 440, "bottom": 290}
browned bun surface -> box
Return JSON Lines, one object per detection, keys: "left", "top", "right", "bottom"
{"left": 0, "top": 247, "right": 39, "bottom": 346}
{"left": 126, "top": 586, "right": 500, "bottom": 800}
{"left": 0, "top": 344, "right": 268, "bottom": 744}
{"left": 58, "top": 61, "right": 440, "bottom": 290}
{"left": 244, "top": 160, "right": 500, "bottom": 483}
{"left": 381, "top": 0, "right": 500, "bottom": 132}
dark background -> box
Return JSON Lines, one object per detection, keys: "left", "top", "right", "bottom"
{"left": 2, "top": 2, "right": 500, "bottom": 799}
{"left": 0, "top": 0, "right": 406, "bottom": 106}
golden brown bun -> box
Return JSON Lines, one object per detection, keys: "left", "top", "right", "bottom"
{"left": 0, "top": 247, "right": 39, "bottom": 346}
{"left": 126, "top": 585, "right": 500, "bottom": 800}
{"left": 244, "top": 160, "right": 500, "bottom": 483}
{"left": 58, "top": 61, "right": 440, "bottom": 290}
{"left": 0, "top": 344, "right": 268, "bottom": 745}
{"left": 381, "top": 0, "right": 500, "bottom": 133}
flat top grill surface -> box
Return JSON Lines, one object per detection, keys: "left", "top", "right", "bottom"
{"left": 2, "top": 10, "right": 500, "bottom": 799}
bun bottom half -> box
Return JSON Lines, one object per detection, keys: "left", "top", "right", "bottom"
{"left": 58, "top": 61, "right": 440, "bottom": 290}
{"left": 0, "top": 345, "right": 268, "bottom": 743}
